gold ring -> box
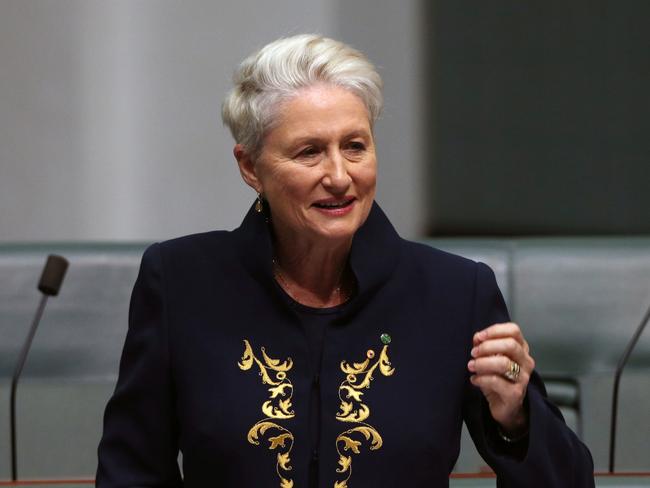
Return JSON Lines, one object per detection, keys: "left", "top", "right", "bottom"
{"left": 504, "top": 360, "right": 521, "bottom": 382}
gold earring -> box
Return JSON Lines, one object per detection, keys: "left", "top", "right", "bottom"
{"left": 255, "top": 192, "right": 263, "bottom": 213}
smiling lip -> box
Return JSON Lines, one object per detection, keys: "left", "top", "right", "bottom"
{"left": 312, "top": 196, "right": 356, "bottom": 216}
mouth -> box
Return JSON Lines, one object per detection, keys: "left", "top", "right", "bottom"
{"left": 312, "top": 197, "right": 356, "bottom": 210}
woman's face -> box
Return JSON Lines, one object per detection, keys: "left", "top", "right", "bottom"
{"left": 240, "top": 85, "right": 377, "bottom": 246}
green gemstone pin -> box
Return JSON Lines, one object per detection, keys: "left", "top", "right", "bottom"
{"left": 380, "top": 333, "right": 391, "bottom": 345}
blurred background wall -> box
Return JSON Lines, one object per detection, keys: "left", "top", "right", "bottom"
{"left": 1, "top": 1, "right": 648, "bottom": 242}
{"left": 428, "top": 1, "right": 650, "bottom": 235}
{"left": 0, "top": 0, "right": 424, "bottom": 242}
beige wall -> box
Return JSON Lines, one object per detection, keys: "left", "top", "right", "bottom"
{"left": 0, "top": 0, "right": 425, "bottom": 242}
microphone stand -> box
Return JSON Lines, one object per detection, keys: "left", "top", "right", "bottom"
{"left": 10, "top": 294, "right": 49, "bottom": 481}
{"left": 609, "top": 302, "right": 650, "bottom": 473}
{"left": 9, "top": 254, "right": 68, "bottom": 481}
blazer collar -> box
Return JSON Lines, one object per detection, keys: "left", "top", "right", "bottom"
{"left": 233, "top": 200, "right": 402, "bottom": 316}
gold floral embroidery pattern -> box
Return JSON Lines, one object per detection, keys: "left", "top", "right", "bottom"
{"left": 238, "top": 339, "right": 295, "bottom": 488}
{"left": 334, "top": 345, "right": 395, "bottom": 488}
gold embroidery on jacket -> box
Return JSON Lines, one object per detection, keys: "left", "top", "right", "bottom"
{"left": 239, "top": 339, "right": 295, "bottom": 488}
{"left": 334, "top": 345, "right": 395, "bottom": 488}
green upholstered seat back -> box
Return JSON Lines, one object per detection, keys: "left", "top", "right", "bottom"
{"left": 512, "top": 238, "right": 650, "bottom": 376}
{"left": 0, "top": 243, "right": 148, "bottom": 478}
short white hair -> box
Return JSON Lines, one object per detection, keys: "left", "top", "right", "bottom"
{"left": 221, "top": 34, "right": 383, "bottom": 155}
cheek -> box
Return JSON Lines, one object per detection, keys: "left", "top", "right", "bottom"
{"left": 280, "top": 175, "right": 312, "bottom": 200}
{"left": 268, "top": 175, "right": 316, "bottom": 220}
{"left": 357, "top": 164, "right": 377, "bottom": 194}
{"left": 261, "top": 165, "right": 300, "bottom": 196}
{"left": 278, "top": 165, "right": 322, "bottom": 195}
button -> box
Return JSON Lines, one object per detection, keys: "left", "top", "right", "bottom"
{"left": 313, "top": 374, "right": 319, "bottom": 386}
{"left": 312, "top": 449, "right": 319, "bottom": 462}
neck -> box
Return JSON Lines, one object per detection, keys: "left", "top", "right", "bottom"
{"left": 272, "top": 231, "right": 353, "bottom": 308}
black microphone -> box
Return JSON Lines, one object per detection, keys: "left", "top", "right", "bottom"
{"left": 10, "top": 254, "right": 69, "bottom": 481}
{"left": 609, "top": 301, "right": 650, "bottom": 473}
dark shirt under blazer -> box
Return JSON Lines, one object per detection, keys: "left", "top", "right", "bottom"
{"left": 97, "top": 202, "right": 594, "bottom": 487}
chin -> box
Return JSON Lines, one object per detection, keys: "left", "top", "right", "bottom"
{"left": 310, "top": 223, "right": 360, "bottom": 243}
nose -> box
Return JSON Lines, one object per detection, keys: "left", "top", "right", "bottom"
{"left": 321, "top": 149, "right": 352, "bottom": 193}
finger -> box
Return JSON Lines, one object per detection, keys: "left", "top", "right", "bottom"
{"left": 470, "top": 373, "right": 528, "bottom": 402}
{"left": 473, "top": 322, "right": 524, "bottom": 346}
{"left": 468, "top": 356, "right": 531, "bottom": 384}
{"left": 470, "top": 338, "right": 531, "bottom": 368}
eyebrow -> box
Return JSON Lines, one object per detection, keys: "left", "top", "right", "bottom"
{"left": 290, "top": 129, "right": 372, "bottom": 147}
{"left": 342, "top": 129, "right": 372, "bottom": 140}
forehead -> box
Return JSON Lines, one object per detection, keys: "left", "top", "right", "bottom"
{"left": 270, "top": 85, "right": 372, "bottom": 140}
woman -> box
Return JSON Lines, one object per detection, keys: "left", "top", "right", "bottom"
{"left": 97, "top": 35, "right": 594, "bottom": 487}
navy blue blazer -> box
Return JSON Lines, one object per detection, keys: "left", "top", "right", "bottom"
{"left": 97, "top": 202, "right": 594, "bottom": 487}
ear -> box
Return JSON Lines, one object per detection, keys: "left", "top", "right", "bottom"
{"left": 234, "top": 144, "right": 261, "bottom": 193}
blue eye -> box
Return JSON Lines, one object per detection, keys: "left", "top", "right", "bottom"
{"left": 346, "top": 141, "right": 365, "bottom": 151}
{"left": 296, "top": 146, "right": 320, "bottom": 159}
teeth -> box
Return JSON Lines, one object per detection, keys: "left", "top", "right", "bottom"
{"left": 317, "top": 201, "right": 349, "bottom": 208}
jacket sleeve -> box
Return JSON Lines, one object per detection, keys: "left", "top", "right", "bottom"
{"left": 97, "top": 243, "right": 183, "bottom": 487}
{"left": 462, "top": 262, "right": 595, "bottom": 487}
